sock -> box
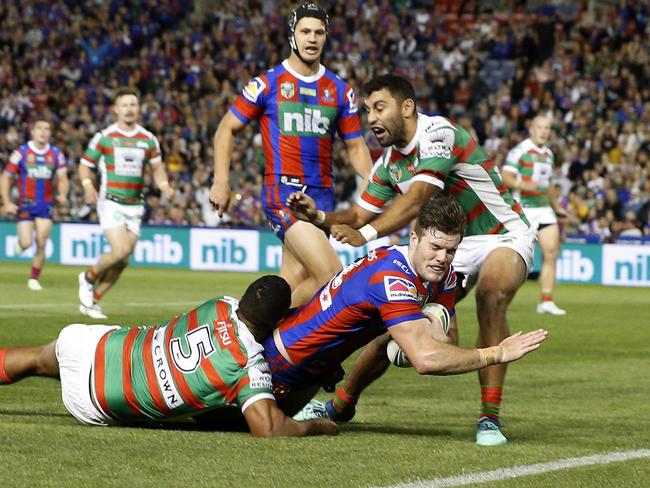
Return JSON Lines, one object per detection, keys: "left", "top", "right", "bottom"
{"left": 93, "top": 291, "right": 103, "bottom": 303}
{"left": 541, "top": 291, "right": 553, "bottom": 303}
{"left": 330, "top": 387, "right": 358, "bottom": 414}
{"left": 86, "top": 268, "right": 98, "bottom": 284}
{"left": 0, "top": 348, "right": 13, "bottom": 384}
{"left": 30, "top": 267, "right": 41, "bottom": 280}
{"left": 480, "top": 385, "right": 503, "bottom": 421}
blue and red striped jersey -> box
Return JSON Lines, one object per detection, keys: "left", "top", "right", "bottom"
{"left": 230, "top": 59, "right": 362, "bottom": 188}
{"left": 4, "top": 141, "right": 66, "bottom": 205}
{"left": 267, "top": 245, "right": 457, "bottom": 376}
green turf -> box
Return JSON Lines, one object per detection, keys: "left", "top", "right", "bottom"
{"left": 1, "top": 262, "right": 648, "bottom": 487}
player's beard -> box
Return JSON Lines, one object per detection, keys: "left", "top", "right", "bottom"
{"left": 379, "top": 118, "right": 408, "bottom": 148}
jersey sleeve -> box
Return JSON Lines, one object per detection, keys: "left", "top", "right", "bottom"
{"left": 357, "top": 155, "right": 395, "bottom": 213}
{"left": 336, "top": 84, "right": 362, "bottom": 140}
{"left": 235, "top": 358, "right": 275, "bottom": 413}
{"left": 417, "top": 122, "right": 458, "bottom": 189}
{"left": 146, "top": 135, "right": 162, "bottom": 166}
{"left": 367, "top": 269, "right": 425, "bottom": 328}
{"left": 229, "top": 75, "right": 267, "bottom": 124}
{"left": 502, "top": 146, "right": 522, "bottom": 174}
{"left": 55, "top": 148, "right": 68, "bottom": 172}
{"left": 4, "top": 150, "right": 22, "bottom": 174}
{"left": 81, "top": 132, "right": 102, "bottom": 168}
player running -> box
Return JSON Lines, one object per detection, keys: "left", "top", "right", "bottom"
{"left": 265, "top": 194, "right": 547, "bottom": 418}
{"left": 0, "top": 276, "right": 337, "bottom": 438}
{"left": 503, "top": 115, "right": 567, "bottom": 315}
{"left": 1, "top": 118, "right": 69, "bottom": 290}
{"left": 289, "top": 74, "right": 535, "bottom": 445}
{"left": 209, "top": 2, "right": 372, "bottom": 306}
{"left": 78, "top": 87, "right": 174, "bottom": 319}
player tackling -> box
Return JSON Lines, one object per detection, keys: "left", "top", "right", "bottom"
{"left": 0, "top": 276, "right": 337, "bottom": 438}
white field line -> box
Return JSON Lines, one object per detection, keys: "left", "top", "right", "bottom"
{"left": 0, "top": 301, "right": 199, "bottom": 309}
{"left": 384, "top": 449, "right": 650, "bottom": 488}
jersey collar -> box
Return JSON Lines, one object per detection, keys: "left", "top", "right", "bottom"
{"left": 27, "top": 141, "right": 50, "bottom": 155}
{"left": 282, "top": 59, "right": 325, "bottom": 83}
{"left": 393, "top": 244, "right": 429, "bottom": 285}
{"left": 109, "top": 123, "right": 142, "bottom": 138}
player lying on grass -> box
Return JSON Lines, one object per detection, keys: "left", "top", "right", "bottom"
{"left": 262, "top": 193, "right": 548, "bottom": 417}
{"left": 0, "top": 276, "right": 337, "bottom": 438}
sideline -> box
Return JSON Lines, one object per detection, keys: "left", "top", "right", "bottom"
{"left": 383, "top": 449, "right": 650, "bottom": 487}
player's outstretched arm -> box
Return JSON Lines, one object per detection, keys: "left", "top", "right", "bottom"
{"left": 286, "top": 192, "right": 374, "bottom": 229}
{"left": 390, "top": 318, "right": 547, "bottom": 375}
{"left": 243, "top": 399, "right": 339, "bottom": 437}
{"left": 210, "top": 111, "right": 247, "bottom": 217}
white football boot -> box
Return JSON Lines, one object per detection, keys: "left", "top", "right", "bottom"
{"left": 536, "top": 301, "right": 566, "bottom": 315}
{"left": 78, "top": 272, "right": 95, "bottom": 308}
{"left": 27, "top": 279, "right": 43, "bottom": 291}
{"left": 79, "top": 303, "right": 108, "bottom": 320}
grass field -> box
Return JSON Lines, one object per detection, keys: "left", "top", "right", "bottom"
{"left": 1, "top": 262, "right": 648, "bottom": 487}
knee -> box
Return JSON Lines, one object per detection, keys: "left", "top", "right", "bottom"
{"left": 543, "top": 246, "right": 560, "bottom": 262}
{"left": 475, "top": 285, "right": 511, "bottom": 310}
{"left": 113, "top": 246, "right": 133, "bottom": 261}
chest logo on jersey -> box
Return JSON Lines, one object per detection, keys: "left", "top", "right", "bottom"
{"left": 384, "top": 276, "right": 418, "bottom": 301}
{"left": 281, "top": 82, "right": 295, "bottom": 99}
{"left": 27, "top": 153, "right": 37, "bottom": 164}
{"left": 321, "top": 88, "right": 334, "bottom": 103}
{"left": 299, "top": 86, "right": 316, "bottom": 97}
{"left": 27, "top": 166, "right": 53, "bottom": 179}
{"left": 388, "top": 162, "right": 402, "bottom": 182}
{"left": 279, "top": 102, "right": 336, "bottom": 137}
{"left": 214, "top": 320, "right": 234, "bottom": 347}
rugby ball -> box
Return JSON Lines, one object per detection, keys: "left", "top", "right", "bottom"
{"left": 386, "top": 303, "right": 451, "bottom": 368}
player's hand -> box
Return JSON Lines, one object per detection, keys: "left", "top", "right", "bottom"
{"left": 499, "top": 329, "right": 548, "bottom": 363}
{"left": 209, "top": 181, "right": 231, "bottom": 217}
{"left": 84, "top": 185, "right": 98, "bottom": 206}
{"left": 161, "top": 185, "right": 175, "bottom": 201}
{"left": 331, "top": 224, "right": 366, "bottom": 247}
{"left": 286, "top": 191, "right": 318, "bottom": 223}
{"left": 520, "top": 180, "right": 540, "bottom": 192}
{"left": 554, "top": 207, "right": 568, "bottom": 219}
{"left": 3, "top": 202, "right": 18, "bottom": 215}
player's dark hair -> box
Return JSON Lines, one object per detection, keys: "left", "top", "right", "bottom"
{"left": 414, "top": 193, "right": 466, "bottom": 238}
{"left": 363, "top": 74, "right": 417, "bottom": 110}
{"left": 239, "top": 275, "right": 292, "bottom": 337}
{"left": 112, "top": 87, "right": 140, "bottom": 104}
{"left": 30, "top": 116, "right": 51, "bottom": 128}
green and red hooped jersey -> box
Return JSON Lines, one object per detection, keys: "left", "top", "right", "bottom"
{"left": 358, "top": 114, "right": 530, "bottom": 236}
{"left": 81, "top": 124, "right": 162, "bottom": 205}
{"left": 503, "top": 138, "right": 554, "bottom": 208}
{"left": 91, "top": 297, "right": 274, "bottom": 423}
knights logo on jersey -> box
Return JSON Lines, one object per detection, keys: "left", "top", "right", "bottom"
{"left": 384, "top": 276, "right": 418, "bottom": 301}
{"left": 243, "top": 77, "right": 266, "bottom": 103}
{"left": 281, "top": 82, "right": 295, "bottom": 99}
{"left": 346, "top": 88, "right": 358, "bottom": 114}
{"left": 388, "top": 162, "right": 402, "bottom": 182}
{"left": 321, "top": 88, "right": 334, "bottom": 103}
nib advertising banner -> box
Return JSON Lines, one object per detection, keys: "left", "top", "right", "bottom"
{"left": 1, "top": 221, "right": 649, "bottom": 287}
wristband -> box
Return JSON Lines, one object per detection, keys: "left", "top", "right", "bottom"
{"left": 81, "top": 178, "right": 93, "bottom": 189}
{"left": 358, "top": 224, "right": 378, "bottom": 243}
{"left": 314, "top": 210, "right": 326, "bottom": 225}
{"left": 477, "top": 346, "right": 503, "bottom": 367}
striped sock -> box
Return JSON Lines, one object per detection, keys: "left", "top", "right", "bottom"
{"left": 541, "top": 291, "right": 553, "bottom": 302}
{"left": 330, "top": 387, "right": 357, "bottom": 414}
{"left": 31, "top": 267, "right": 41, "bottom": 280}
{"left": 480, "top": 385, "right": 503, "bottom": 421}
{"left": 0, "top": 348, "right": 13, "bottom": 384}
{"left": 86, "top": 268, "right": 98, "bottom": 284}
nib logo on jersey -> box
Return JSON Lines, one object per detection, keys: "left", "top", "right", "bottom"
{"left": 280, "top": 102, "right": 337, "bottom": 137}
{"left": 190, "top": 228, "right": 259, "bottom": 271}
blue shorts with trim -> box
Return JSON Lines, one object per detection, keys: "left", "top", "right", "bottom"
{"left": 18, "top": 203, "right": 53, "bottom": 221}
{"left": 261, "top": 183, "right": 335, "bottom": 242}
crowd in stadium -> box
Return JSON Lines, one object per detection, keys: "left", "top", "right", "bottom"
{"left": 1, "top": 0, "right": 649, "bottom": 241}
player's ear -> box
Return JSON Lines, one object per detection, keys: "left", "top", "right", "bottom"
{"left": 402, "top": 98, "right": 416, "bottom": 118}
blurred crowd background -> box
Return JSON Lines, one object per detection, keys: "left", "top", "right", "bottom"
{"left": 1, "top": 0, "right": 649, "bottom": 241}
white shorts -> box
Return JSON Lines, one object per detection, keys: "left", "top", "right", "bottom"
{"left": 56, "top": 323, "right": 120, "bottom": 426}
{"left": 452, "top": 229, "right": 536, "bottom": 290}
{"left": 97, "top": 198, "right": 144, "bottom": 236}
{"left": 523, "top": 206, "right": 557, "bottom": 232}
